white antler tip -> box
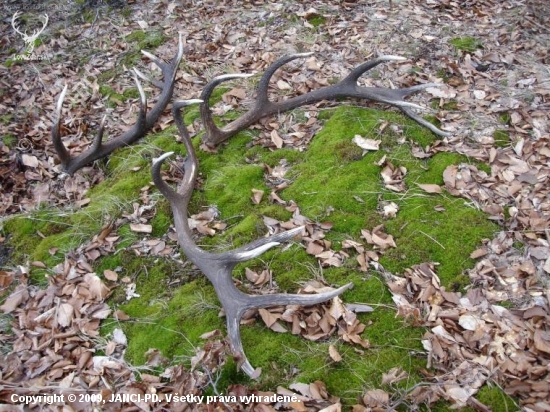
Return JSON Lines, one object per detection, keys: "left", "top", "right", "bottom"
{"left": 174, "top": 99, "right": 204, "bottom": 106}
{"left": 379, "top": 55, "right": 407, "bottom": 61}
{"left": 56, "top": 84, "right": 69, "bottom": 113}
{"left": 141, "top": 50, "right": 157, "bottom": 61}
{"left": 214, "top": 73, "right": 254, "bottom": 81}
{"left": 153, "top": 151, "right": 174, "bottom": 165}
{"left": 293, "top": 52, "right": 315, "bottom": 58}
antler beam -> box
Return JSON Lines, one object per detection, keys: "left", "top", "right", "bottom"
{"left": 200, "top": 53, "right": 449, "bottom": 148}
{"left": 152, "top": 100, "right": 353, "bottom": 377}
{"left": 52, "top": 34, "right": 184, "bottom": 176}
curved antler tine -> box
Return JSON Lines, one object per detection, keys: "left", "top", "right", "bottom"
{"left": 251, "top": 282, "right": 354, "bottom": 309}
{"left": 152, "top": 151, "right": 179, "bottom": 200}
{"left": 256, "top": 52, "right": 314, "bottom": 104}
{"left": 199, "top": 74, "right": 253, "bottom": 144}
{"left": 345, "top": 55, "right": 406, "bottom": 83}
{"left": 175, "top": 32, "right": 184, "bottom": 66}
{"left": 222, "top": 226, "right": 304, "bottom": 263}
{"left": 225, "top": 314, "right": 259, "bottom": 378}
{"left": 133, "top": 67, "right": 163, "bottom": 89}
{"left": 91, "top": 115, "right": 107, "bottom": 152}
{"left": 400, "top": 106, "right": 451, "bottom": 137}
{"left": 170, "top": 99, "right": 203, "bottom": 196}
{"left": 52, "top": 85, "right": 71, "bottom": 167}
{"left": 130, "top": 69, "right": 148, "bottom": 132}
{"left": 141, "top": 50, "right": 164, "bottom": 70}
{"left": 200, "top": 73, "right": 254, "bottom": 104}
{"left": 172, "top": 99, "right": 204, "bottom": 142}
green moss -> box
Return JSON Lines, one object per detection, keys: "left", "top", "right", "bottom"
{"left": 2, "top": 99, "right": 508, "bottom": 409}
{"left": 450, "top": 37, "right": 483, "bottom": 53}
{"left": 498, "top": 112, "right": 511, "bottom": 125}
{"left": 125, "top": 30, "right": 146, "bottom": 44}
{"left": 307, "top": 15, "right": 326, "bottom": 27}
{"left": 476, "top": 384, "right": 518, "bottom": 411}
{"left": 125, "top": 30, "right": 167, "bottom": 51}
{"left": 493, "top": 129, "right": 510, "bottom": 148}
{"left": 0, "top": 114, "right": 14, "bottom": 126}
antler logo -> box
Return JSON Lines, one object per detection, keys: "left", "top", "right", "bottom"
{"left": 11, "top": 11, "right": 49, "bottom": 56}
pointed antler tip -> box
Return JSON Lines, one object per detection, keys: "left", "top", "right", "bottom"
{"left": 379, "top": 55, "right": 407, "bottom": 61}
{"left": 173, "top": 99, "right": 204, "bottom": 108}
{"left": 56, "top": 85, "right": 69, "bottom": 113}
{"left": 153, "top": 151, "right": 174, "bottom": 165}
{"left": 214, "top": 73, "right": 254, "bottom": 81}
{"left": 293, "top": 51, "right": 315, "bottom": 58}
{"left": 141, "top": 49, "right": 156, "bottom": 60}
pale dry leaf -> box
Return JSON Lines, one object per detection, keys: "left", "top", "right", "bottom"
{"left": 277, "top": 80, "right": 292, "bottom": 90}
{"left": 363, "top": 389, "right": 389, "bottom": 407}
{"left": 57, "top": 303, "right": 74, "bottom": 327}
{"left": 22, "top": 154, "right": 39, "bottom": 167}
{"left": 84, "top": 273, "right": 110, "bottom": 300}
{"left": 271, "top": 130, "right": 283, "bottom": 149}
{"left": 103, "top": 269, "right": 118, "bottom": 282}
{"left": 251, "top": 189, "right": 264, "bottom": 204}
{"left": 416, "top": 183, "right": 442, "bottom": 194}
{"left": 328, "top": 344, "right": 342, "bottom": 362}
{"left": 458, "top": 314, "right": 484, "bottom": 331}
{"left": 352, "top": 135, "right": 380, "bottom": 152}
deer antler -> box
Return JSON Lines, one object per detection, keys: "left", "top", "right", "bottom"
{"left": 200, "top": 53, "right": 449, "bottom": 147}
{"left": 152, "top": 100, "right": 354, "bottom": 377}
{"left": 52, "top": 34, "right": 184, "bottom": 176}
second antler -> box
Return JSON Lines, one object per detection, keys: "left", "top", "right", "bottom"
{"left": 152, "top": 100, "right": 353, "bottom": 378}
{"left": 200, "top": 53, "right": 449, "bottom": 148}
{"left": 52, "top": 35, "right": 184, "bottom": 176}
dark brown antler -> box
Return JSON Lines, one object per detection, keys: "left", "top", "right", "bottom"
{"left": 152, "top": 100, "right": 353, "bottom": 378}
{"left": 200, "top": 53, "right": 449, "bottom": 147}
{"left": 52, "top": 35, "right": 184, "bottom": 176}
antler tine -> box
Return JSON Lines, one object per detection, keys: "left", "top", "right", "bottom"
{"left": 255, "top": 52, "right": 314, "bottom": 104}
{"left": 221, "top": 225, "right": 305, "bottom": 263}
{"left": 52, "top": 84, "right": 70, "bottom": 166}
{"left": 344, "top": 55, "right": 406, "bottom": 83}
{"left": 200, "top": 73, "right": 254, "bottom": 145}
{"left": 201, "top": 53, "right": 449, "bottom": 147}
{"left": 52, "top": 36, "right": 184, "bottom": 175}
{"left": 153, "top": 101, "right": 354, "bottom": 378}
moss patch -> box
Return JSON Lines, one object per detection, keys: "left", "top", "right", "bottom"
{"left": 2, "top": 104, "right": 506, "bottom": 409}
{"left": 450, "top": 36, "right": 483, "bottom": 53}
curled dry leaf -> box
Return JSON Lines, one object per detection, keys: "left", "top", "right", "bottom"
{"left": 352, "top": 135, "right": 381, "bottom": 154}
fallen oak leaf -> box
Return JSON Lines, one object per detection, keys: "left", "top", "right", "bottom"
{"left": 416, "top": 183, "right": 442, "bottom": 194}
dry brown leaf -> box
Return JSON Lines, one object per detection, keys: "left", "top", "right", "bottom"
{"left": 416, "top": 183, "right": 442, "bottom": 194}
{"left": 103, "top": 269, "right": 118, "bottom": 282}
{"left": 251, "top": 188, "right": 264, "bottom": 204}
{"left": 271, "top": 129, "right": 283, "bottom": 148}
{"left": 57, "top": 303, "right": 74, "bottom": 327}
{"left": 328, "top": 344, "right": 342, "bottom": 362}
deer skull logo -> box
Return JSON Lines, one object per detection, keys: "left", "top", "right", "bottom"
{"left": 11, "top": 11, "right": 49, "bottom": 55}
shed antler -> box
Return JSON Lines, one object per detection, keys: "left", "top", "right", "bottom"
{"left": 153, "top": 100, "right": 353, "bottom": 377}
{"left": 200, "top": 53, "right": 449, "bottom": 147}
{"left": 52, "top": 35, "right": 184, "bottom": 176}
